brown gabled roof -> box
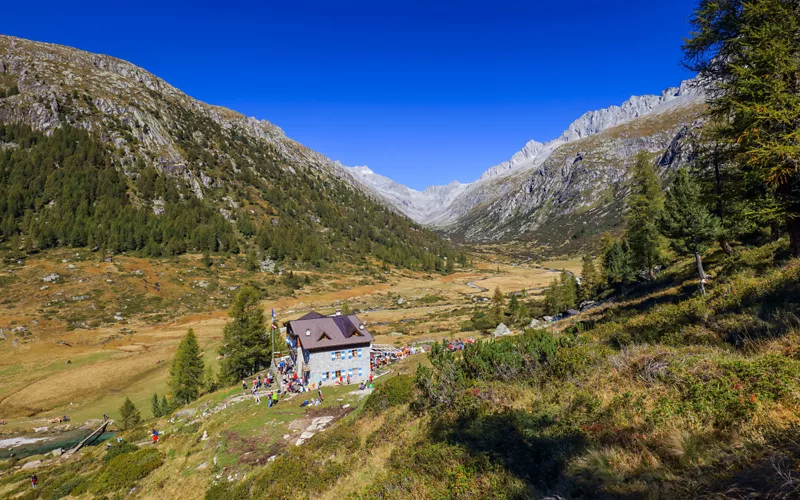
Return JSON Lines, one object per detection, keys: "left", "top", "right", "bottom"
{"left": 287, "top": 314, "right": 374, "bottom": 351}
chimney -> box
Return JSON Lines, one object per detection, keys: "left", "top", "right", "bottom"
{"left": 335, "top": 309, "right": 341, "bottom": 316}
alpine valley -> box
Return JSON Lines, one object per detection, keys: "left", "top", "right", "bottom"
{"left": 1, "top": 34, "right": 706, "bottom": 256}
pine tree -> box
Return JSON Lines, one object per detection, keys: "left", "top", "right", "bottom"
{"left": 560, "top": 272, "right": 578, "bottom": 311}
{"left": 151, "top": 393, "right": 162, "bottom": 418}
{"left": 203, "top": 364, "right": 218, "bottom": 394}
{"left": 684, "top": 0, "right": 800, "bottom": 257}
{"left": 626, "top": 152, "right": 665, "bottom": 278}
{"left": 492, "top": 287, "right": 505, "bottom": 326}
{"left": 169, "top": 329, "right": 205, "bottom": 405}
{"left": 578, "top": 254, "right": 598, "bottom": 303}
{"left": 119, "top": 397, "right": 141, "bottom": 430}
{"left": 604, "top": 239, "right": 635, "bottom": 291}
{"left": 160, "top": 396, "right": 171, "bottom": 416}
{"left": 219, "top": 286, "right": 269, "bottom": 383}
{"left": 660, "top": 168, "right": 720, "bottom": 295}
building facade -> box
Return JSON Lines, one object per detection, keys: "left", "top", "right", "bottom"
{"left": 285, "top": 312, "right": 373, "bottom": 385}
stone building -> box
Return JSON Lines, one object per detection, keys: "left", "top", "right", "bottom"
{"left": 285, "top": 312, "right": 373, "bottom": 385}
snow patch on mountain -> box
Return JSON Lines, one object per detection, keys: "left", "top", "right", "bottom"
{"left": 347, "top": 165, "right": 469, "bottom": 224}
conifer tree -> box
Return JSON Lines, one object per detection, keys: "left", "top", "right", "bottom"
{"left": 160, "top": 396, "right": 171, "bottom": 417}
{"left": 660, "top": 168, "right": 720, "bottom": 295}
{"left": 626, "top": 152, "right": 665, "bottom": 278}
{"left": 203, "top": 364, "right": 218, "bottom": 394}
{"left": 684, "top": 0, "right": 800, "bottom": 256}
{"left": 578, "top": 254, "right": 598, "bottom": 303}
{"left": 219, "top": 286, "right": 269, "bottom": 383}
{"left": 604, "top": 239, "right": 635, "bottom": 291}
{"left": 492, "top": 287, "right": 505, "bottom": 326}
{"left": 151, "top": 393, "right": 162, "bottom": 418}
{"left": 169, "top": 329, "right": 205, "bottom": 405}
{"left": 119, "top": 397, "right": 141, "bottom": 430}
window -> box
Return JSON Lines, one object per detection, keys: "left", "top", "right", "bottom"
{"left": 351, "top": 349, "right": 358, "bottom": 358}
{"left": 335, "top": 351, "right": 341, "bottom": 360}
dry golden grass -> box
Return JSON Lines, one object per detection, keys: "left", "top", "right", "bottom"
{"left": 0, "top": 248, "right": 567, "bottom": 427}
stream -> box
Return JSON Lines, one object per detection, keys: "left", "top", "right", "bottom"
{"left": 0, "top": 429, "right": 115, "bottom": 460}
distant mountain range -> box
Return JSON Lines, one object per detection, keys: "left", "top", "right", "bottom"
{"left": 348, "top": 79, "right": 707, "bottom": 250}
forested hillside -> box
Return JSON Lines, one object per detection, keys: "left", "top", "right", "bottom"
{"left": 0, "top": 36, "right": 460, "bottom": 271}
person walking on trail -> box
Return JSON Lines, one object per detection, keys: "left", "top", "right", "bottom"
{"left": 30, "top": 474, "right": 37, "bottom": 488}
{"left": 271, "top": 391, "right": 278, "bottom": 407}
{"left": 318, "top": 387, "right": 324, "bottom": 402}
{"left": 242, "top": 380, "right": 247, "bottom": 392}
{"left": 152, "top": 429, "right": 159, "bottom": 444}
{"left": 253, "top": 387, "right": 261, "bottom": 404}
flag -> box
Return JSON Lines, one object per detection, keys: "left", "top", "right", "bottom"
{"left": 271, "top": 309, "right": 277, "bottom": 331}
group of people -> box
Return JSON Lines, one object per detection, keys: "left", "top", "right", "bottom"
{"left": 370, "top": 345, "right": 425, "bottom": 370}
{"left": 446, "top": 338, "right": 474, "bottom": 352}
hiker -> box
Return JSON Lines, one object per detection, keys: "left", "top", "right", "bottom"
{"left": 253, "top": 387, "right": 261, "bottom": 404}
{"left": 30, "top": 474, "right": 37, "bottom": 488}
{"left": 359, "top": 382, "right": 365, "bottom": 390}
{"left": 242, "top": 380, "right": 247, "bottom": 392}
{"left": 347, "top": 374, "right": 351, "bottom": 385}
{"left": 318, "top": 388, "right": 323, "bottom": 402}
{"left": 271, "top": 391, "right": 278, "bottom": 407}
{"left": 267, "top": 391, "right": 273, "bottom": 408}
{"left": 300, "top": 400, "right": 309, "bottom": 408}
{"left": 103, "top": 413, "right": 108, "bottom": 422}
{"left": 152, "top": 429, "right": 159, "bottom": 444}
{"left": 369, "top": 373, "right": 373, "bottom": 384}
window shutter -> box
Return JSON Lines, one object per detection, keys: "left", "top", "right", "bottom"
{"left": 331, "top": 351, "right": 335, "bottom": 361}
{"left": 358, "top": 367, "right": 363, "bottom": 377}
{"left": 358, "top": 348, "right": 362, "bottom": 358}
{"left": 348, "top": 350, "right": 353, "bottom": 359}
{"left": 349, "top": 368, "right": 353, "bottom": 376}
{"left": 322, "top": 372, "right": 327, "bottom": 381}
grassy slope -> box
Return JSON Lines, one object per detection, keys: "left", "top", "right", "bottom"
{"left": 211, "top": 241, "right": 799, "bottom": 499}
{"left": 3, "top": 242, "right": 797, "bottom": 498}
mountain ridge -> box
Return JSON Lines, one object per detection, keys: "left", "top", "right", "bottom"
{"left": 347, "top": 79, "right": 705, "bottom": 228}
{"left": 0, "top": 34, "right": 457, "bottom": 270}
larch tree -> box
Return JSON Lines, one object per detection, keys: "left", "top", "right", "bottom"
{"left": 219, "top": 286, "right": 269, "bottom": 383}
{"left": 604, "top": 238, "right": 636, "bottom": 292}
{"left": 151, "top": 393, "right": 162, "bottom": 418}
{"left": 660, "top": 168, "right": 720, "bottom": 295}
{"left": 119, "top": 397, "right": 141, "bottom": 430}
{"left": 626, "top": 152, "right": 666, "bottom": 278}
{"left": 683, "top": 0, "right": 800, "bottom": 256}
{"left": 492, "top": 287, "right": 505, "bottom": 326}
{"left": 169, "top": 329, "right": 205, "bottom": 405}
{"left": 578, "top": 254, "right": 598, "bottom": 303}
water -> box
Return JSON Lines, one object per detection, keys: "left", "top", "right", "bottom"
{"left": 0, "top": 429, "right": 115, "bottom": 460}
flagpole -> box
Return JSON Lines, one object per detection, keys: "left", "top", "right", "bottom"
{"left": 271, "top": 309, "right": 276, "bottom": 376}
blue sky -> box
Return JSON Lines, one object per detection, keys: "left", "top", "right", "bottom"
{"left": 1, "top": 0, "right": 697, "bottom": 190}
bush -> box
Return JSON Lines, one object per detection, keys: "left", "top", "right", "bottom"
{"left": 363, "top": 375, "right": 414, "bottom": 414}
{"left": 103, "top": 441, "right": 138, "bottom": 462}
{"left": 91, "top": 448, "right": 163, "bottom": 494}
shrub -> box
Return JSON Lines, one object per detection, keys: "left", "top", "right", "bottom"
{"left": 91, "top": 448, "right": 163, "bottom": 494}
{"left": 363, "top": 374, "right": 414, "bottom": 414}
{"left": 103, "top": 441, "right": 138, "bottom": 462}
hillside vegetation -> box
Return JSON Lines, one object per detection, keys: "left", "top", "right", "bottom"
{"left": 1, "top": 241, "right": 797, "bottom": 499}
{"left": 0, "top": 36, "right": 461, "bottom": 272}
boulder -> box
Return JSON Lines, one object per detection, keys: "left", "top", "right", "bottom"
{"left": 493, "top": 323, "right": 512, "bottom": 337}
